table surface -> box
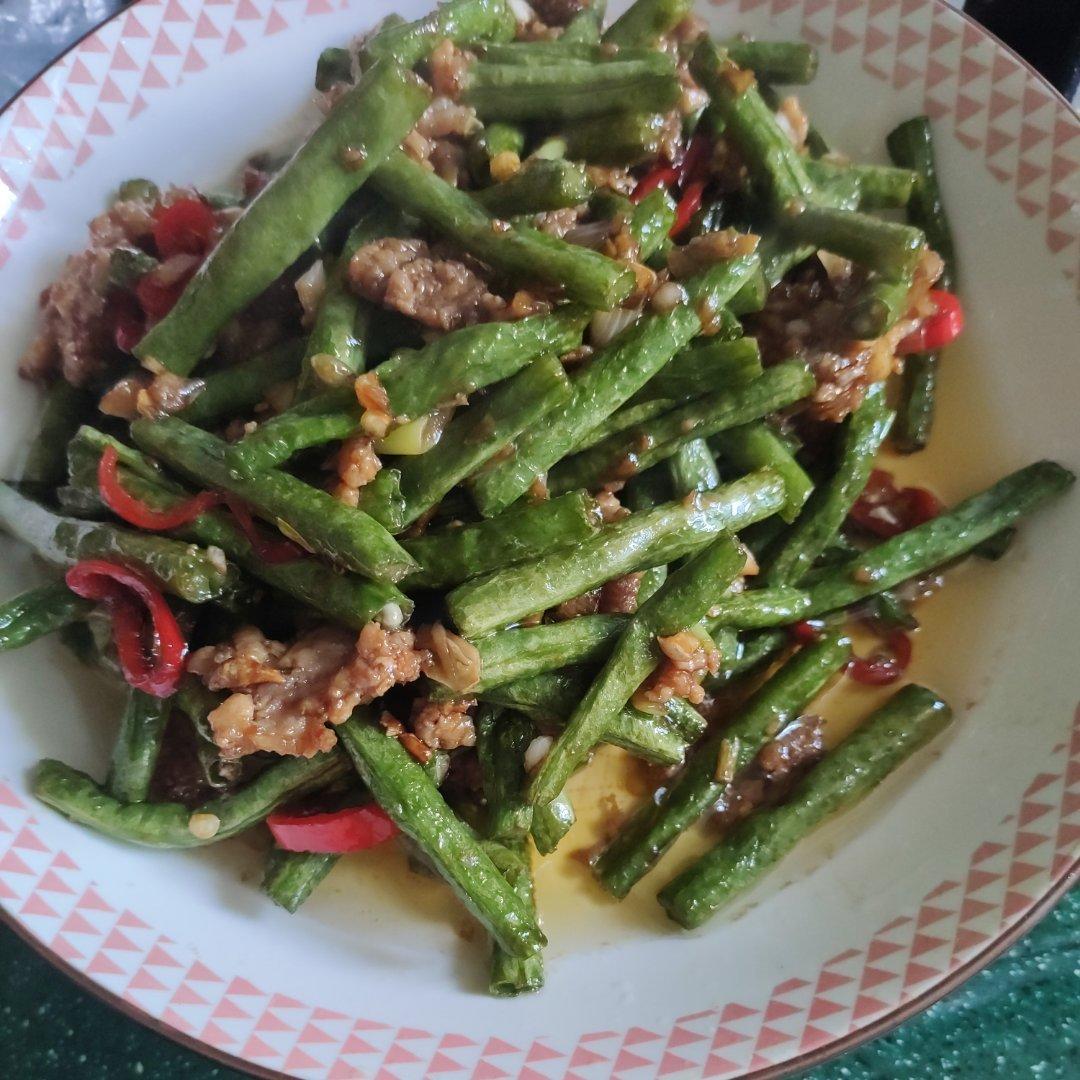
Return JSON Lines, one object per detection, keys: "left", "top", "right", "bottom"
{"left": 0, "top": 2, "right": 1077, "bottom": 1078}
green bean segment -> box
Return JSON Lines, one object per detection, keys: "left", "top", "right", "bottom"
{"left": 529, "top": 533, "right": 745, "bottom": 812}
{"left": 339, "top": 710, "right": 545, "bottom": 959}
{"left": 659, "top": 685, "right": 952, "bottom": 927}
{"left": 0, "top": 482, "right": 236, "bottom": 605}
{"left": 449, "top": 469, "right": 787, "bottom": 637}
{"left": 34, "top": 752, "right": 349, "bottom": 848}
{"left": 803, "top": 462, "right": 1074, "bottom": 617}
{"left": 131, "top": 418, "right": 417, "bottom": 582}
{"left": 372, "top": 151, "right": 634, "bottom": 311}
{"left": 596, "top": 630, "right": 850, "bottom": 896}
{"left": 404, "top": 492, "right": 601, "bottom": 590}
{"left": 0, "top": 583, "right": 91, "bottom": 652}
{"left": 136, "top": 62, "right": 430, "bottom": 374}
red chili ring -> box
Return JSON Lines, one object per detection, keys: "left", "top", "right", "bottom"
{"left": 65, "top": 559, "right": 188, "bottom": 697}
{"left": 846, "top": 629, "right": 912, "bottom": 686}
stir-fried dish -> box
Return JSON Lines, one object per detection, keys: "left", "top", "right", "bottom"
{"left": 2, "top": 0, "right": 1073, "bottom": 995}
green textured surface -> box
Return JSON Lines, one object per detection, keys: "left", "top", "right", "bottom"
{"left": 0, "top": 888, "right": 1074, "bottom": 1077}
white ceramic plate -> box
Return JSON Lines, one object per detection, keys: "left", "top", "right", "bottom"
{"left": 0, "top": 2, "right": 1077, "bottom": 1077}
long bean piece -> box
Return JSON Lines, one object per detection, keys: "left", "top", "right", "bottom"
{"left": 712, "top": 421, "right": 813, "bottom": 523}
{"left": 136, "top": 63, "right": 430, "bottom": 374}
{"left": 659, "top": 685, "right": 951, "bottom": 927}
{"left": 529, "top": 532, "right": 745, "bottom": 810}
{"left": 762, "top": 382, "right": 893, "bottom": 585}
{"left": 668, "top": 439, "right": 720, "bottom": 496}
{"left": 372, "top": 150, "right": 634, "bottom": 310}
{"left": 604, "top": 0, "right": 693, "bottom": 47}
{"left": 801, "top": 462, "right": 1073, "bottom": 617}
{"left": 464, "top": 56, "right": 679, "bottom": 121}
{"left": 473, "top": 257, "right": 761, "bottom": 516}
{"left": 131, "top": 418, "right": 417, "bottom": 582}
{"left": 296, "top": 201, "right": 404, "bottom": 399}
{"left": 33, "top": 751, "right": 349, "bottom": 847}
{"left": 477, "top": 710, "right": 544, "bottom": 995}
{"left": 68, "top": 428, "right": 410, "bottom": 628}
{"left": 887, "top": 116, "right": 958, "bottom": 452}
{"left": 360, "top": 0, "right": 514, "bottom": 69}
{"left": 471, "top": 305, "right": 700, "bottom": 515}
{"left": 263, "top": 849, "right": 339, "bottom": 913}
{"left": 783, "top": 205, "right": 925, "bottom": 277}
{"left": 448, "top": 468, "right": 786, "bottom": 636}
{"left": 562, "top": 112, "right": 673, "bottom": 167}
{"left": 722, "top": 39, "right": 818, "bottom": 85}
{"left": 633, "top": 336, "right": 763, "bottom": 404}
{"left": 378, "top": 306, "right": 587, "bottom": 422}
{"left": 548, "top": 361, "right": 814, "bottom": 495}
{"left": 0, "top": 583, "right": 91, "bottom": 652}
{"left": 403, "top": 492, "right": 601, "bottom": 589}
{"left": 397, "top": 355, "right": 570, "bottom": 526}
{"left": 475, "top": 671, "right": 695, "bottom": 767}
{"left": 704, "top": 586, "right": 812, "bottom": 630}
{"left": 106, "top": 689, "right": 170, "bottom": 804}
{"left": 0, "top": 482, "right": 236, "bottom": 605}
{"left": 474, "top": 159, "right": 594, "bottom": 216}
{"left": 595, "top": 630, "right": 850, "bottom": 896}
{"left": 805, "top": 159, "right": 916, "bottom": 211}
{"left": 690, "top": 39, "right": 816, "bottom": 214}
{"left": 338, "top": 710, "right": 545, "bottom": 959}
{"left": 176, "top": 341, "right": 304, "bottom": 427}
{"left": 225, "top": 388, "right": 359, "bottom": 474}
{"left": 21, "top": 381, "right": 95, "bottom": 487}
{"left": 468, "top": 615, "right": 626, "bottom": 691}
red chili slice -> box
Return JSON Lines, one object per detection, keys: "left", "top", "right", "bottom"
{"left": 65, "top": 559, "right": 187, "bottom": 697}
{"left": 135, "top": 271, "right": 191, "bottom": 320}
{"left": 98, "top": 446, "right": 222, "bottom": 531}
{"left": 897, "top": 290, "right": 964, "bottom": 355}
{"left": 222, "top": 496, "right": 304, "bottom": 564}
{"left": 108, "top": 293, "right": 145, "bottom": 354}
{"left": 153, "top": 196, "right": 217, "bottom": 260}
{"left": 788, "top": 619, "right": 827, "bottom": 645}
{"left": 267, "top": 804, "right": 398, "bottom": 853}
{"left": 849, "top": 469, "right": 942, "bottom": 539}
{"left": 846, "top": 629, "right": 912, "bottom": 686}
{"left": 671, "top": 179, "right": 706, "bottom": 238}
{"left": 631, "top": 162, "right": 679, "bottom": 204}
{"left": 677, "top": 133, "right": 712, "bottom": 186}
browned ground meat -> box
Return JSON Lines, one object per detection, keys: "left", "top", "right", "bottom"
{"left": 551, "top": 589, "right": 602, "bottom": 621}
{"left": 599, "top": 573, "right": 643, "bottom": 615}
{"left": 634, "top": 630, "right": 720, "bottom": 709}
{"left": 533, "top": 206, "right": 588, "bottom": 238}
{"left": 529, "top": 0, "right": 586, "bottom": 26}
{"left": 187, "top": 623, "right": 428, "bottom": 758}
{"left": 20, "top": 196, "right": 157, "bottom": 386}
{"left": 584, "top": 165, "right": 635, "bottom": 196}
{"left": 427, "top": 39, "right": 473, "bottom": 98}
{"left": 714, "top": 714, "right": 826, "bottom": 827}
{"left": 748, "top": 249, "right": 943, "bottom": 423}
{"left": 668, "top": 230, "right": 760, "bottom": 280}
{"left": 410, "top": 697, "right": 477, "bottom": 750}
{"left": 99, "top": 371, "right": 206, "bottom": 420}
{"left": 402, "top": 96, "right": 478, "bottom": 185}
{"left": 347, "top": 237, "right": 506, "bottom": 331}
{"left": 515, "top": 14, "right": 562, "bottom": 41}
{"left": 595, "top": 489, "right": 628, "bottom": 523}
{"left": 330, "top": 433, "right": 381, "bottom": 506}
